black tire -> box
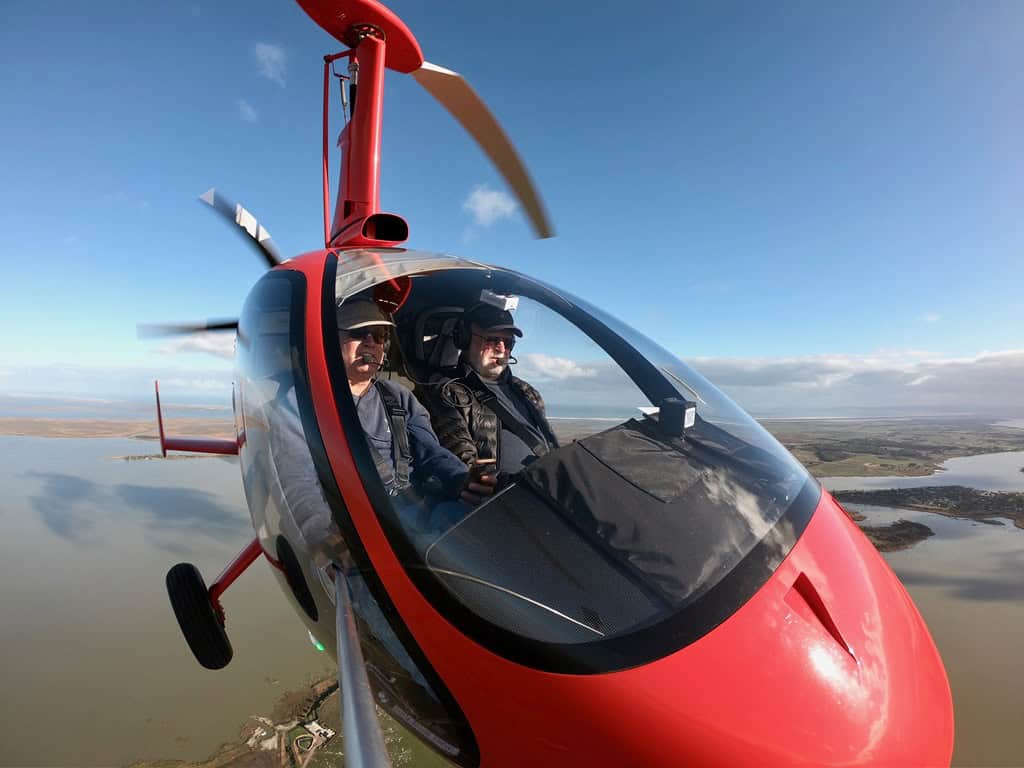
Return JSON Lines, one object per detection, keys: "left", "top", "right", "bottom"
{"left": 166, "top": 562, "right": 233, "bottom": 670}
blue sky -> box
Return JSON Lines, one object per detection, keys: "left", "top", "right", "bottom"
{"left": 1, "top": 1, "right": 1021, "bottom": 414}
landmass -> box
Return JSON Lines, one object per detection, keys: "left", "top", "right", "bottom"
{"left": 833, "top": 507, "right": 935, "bottom": 551}
{"left": 0, "top": 417, "right": 233, "bottom": 440}
{"left": 834, "top": 486, "right": 1024, "bottom": 530}
{"left": 764, "top": 417, "right": 1024, "bottom": 477}
{"left": 858, "top": 520, "right": 935, "bottom": 552}
{"left": 129, "top": 677, "right": 421, "bottom": 768}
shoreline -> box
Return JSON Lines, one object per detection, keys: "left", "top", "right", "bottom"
{"left": 834, "top": 486, "right": 1024, "bottom": 530}
{"left": 5, "top": 415, "right": 1024, "bottom": 481}
{"left": 0, "top": 417, "right": 234, "bottom": 440}
{"left": 127, "top": 676, "right": 429, "bottom": 768}
{"left": 855, "top": 518, "right": 935, "bottom": 552}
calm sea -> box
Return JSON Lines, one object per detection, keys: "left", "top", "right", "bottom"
{"left": 825, "top": 454, "right": 1024, "bottom": 766}
{"left": 0, "top": 436, "right": 332, "bottom": 767}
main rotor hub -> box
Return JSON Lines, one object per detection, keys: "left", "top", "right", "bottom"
{"left": 343, "top": 22, "right": 386, "bottom": 48}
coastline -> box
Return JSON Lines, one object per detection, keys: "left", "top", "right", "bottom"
{"left": 0, "top": 417, "right": 234, "bottom": 440}
{"left": 765, "top": 417, "right": 1024, "bottom": 478}
{"left": 6, "top": 415, "right": 1024, "bottom": 481}
{"left": 834, "top": 486, "right": 1024, "bottom": 530}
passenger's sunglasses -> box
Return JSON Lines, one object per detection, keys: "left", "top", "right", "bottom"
{"left": 472, "top": 333, "right": 516, "bottom": 350}
{"left": 343, "top": 328, "right": 389, "bottom": 344}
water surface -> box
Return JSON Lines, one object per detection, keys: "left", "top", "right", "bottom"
{"left": 845, "top": 503, "right": 1024, "bottom": 766}
{"left": 821, "top": 450, "right": 1024, "bottom": 492}
{"left": 3, "top": 437, "right": 1022, "bottom": 766}
{"left": 0, "top": 436, "right": 332, "bottom": 767}
{"left": 830, "top": 451, "right": 1024, "bottom": 765}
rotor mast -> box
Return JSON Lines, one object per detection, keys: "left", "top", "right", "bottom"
{"left": 307, "top": 0, "right": 427, "bottom": 250}
{"left": 302, "top": 0, "right": 553, "bottom": 249}
{"left": 326, "top": 30, "right": 408, "bottom": 248}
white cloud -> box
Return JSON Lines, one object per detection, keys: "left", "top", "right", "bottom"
{"left": 4, "top": 349, "right": 1022, "bottom": 419}
{"left": 517, "top": 353, "right": 598, "bottom": 381}
{"left": 462, "top": 184, "right": 517, "bottom": 227}
{"left": 161, "top": 377, "right": 233, "bottom": 391}
{"left": 253, "top": 42, "right": 286, "bottom": 86}
{"left": 0, "top": 363, "right": 233, "bottom": 403}
{"left": 919, "top": 312, "right": 942, "bottom": 323}
{"left": 687, "top": 349, "right": 1024, "bottom": 415}
{"left": 236, "top": 98, "right": 258, "bottom": 123}
{"left": 157, "top": 334, "right": 235, "bottom": 360}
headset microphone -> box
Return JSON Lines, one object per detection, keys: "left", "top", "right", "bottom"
{"left": 507, "top": 355, "right": 518, "bottom": 365}
{"left": 358, "top": 352, "right": 387, "bottom": 368}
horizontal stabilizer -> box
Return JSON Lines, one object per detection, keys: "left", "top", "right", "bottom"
{"left": 154, "top": 381, "right": 238, "bottom": 457}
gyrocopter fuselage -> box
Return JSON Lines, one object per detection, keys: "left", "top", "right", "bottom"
{"left": 158, "top": 1, "right": 954, "bottom": 766}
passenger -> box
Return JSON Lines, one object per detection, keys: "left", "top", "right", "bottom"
{"left": 337, "top": 299, "right": 496, "bottom": 508}
{"left": 418, "top": 302, "right": 559, "bottom": 475}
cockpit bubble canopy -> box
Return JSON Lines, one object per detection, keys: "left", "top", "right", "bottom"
{"left": 329, "top": 249, "right": 818, "bottom": 673}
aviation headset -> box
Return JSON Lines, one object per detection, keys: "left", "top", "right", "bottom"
{"left": 452, "top": 303, "right": 483, "bottom": 351}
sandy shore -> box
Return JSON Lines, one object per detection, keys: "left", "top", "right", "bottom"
{"left": 0, "top": 417, "right": 235, "bottom": 440}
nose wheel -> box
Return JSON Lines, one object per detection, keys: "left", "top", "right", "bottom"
{"left": 166, "top": 562, "right": 233, "bottom": 670}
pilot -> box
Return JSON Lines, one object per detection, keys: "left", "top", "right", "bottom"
{"left": 337, "top": 298, "right": 496, "bottom": 507}
{"left": 418, "top": 302, "right": 559, "bottom": 475}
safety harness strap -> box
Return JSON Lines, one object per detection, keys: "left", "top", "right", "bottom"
{"left": 375, "top": 380, "right": 412, "bottom": 490}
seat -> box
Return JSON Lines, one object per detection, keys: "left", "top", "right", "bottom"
{"left": 410, "top": 305, "right": 464, "bottom": 377}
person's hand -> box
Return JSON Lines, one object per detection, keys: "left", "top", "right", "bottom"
{"left": 460, "top": 472, "right": 497, "bottom": 505}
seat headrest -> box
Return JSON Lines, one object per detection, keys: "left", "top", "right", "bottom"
{"left": 413, "top": 306, "right": 464, "bottom": 369}
{"left": 429, "top": 317, "right": 462, "bottom": 369}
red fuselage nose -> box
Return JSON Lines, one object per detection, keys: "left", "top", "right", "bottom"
{"left": 447, "top": 491, "right": 954, "bottom": 767}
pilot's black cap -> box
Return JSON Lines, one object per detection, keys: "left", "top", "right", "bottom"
{"left": 466, "top": 304, "right": 523, "bottom": 337}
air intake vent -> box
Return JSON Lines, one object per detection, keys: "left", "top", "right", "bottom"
{"left": 786, "top": 572, "right": 854, "bottom": 659}
{"left": 362, "top": 212, "right": 408, "bottom": 242}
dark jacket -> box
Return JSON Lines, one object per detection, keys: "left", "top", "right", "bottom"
{"left": 416, "top": 363, "right": 559, "bottom": 468}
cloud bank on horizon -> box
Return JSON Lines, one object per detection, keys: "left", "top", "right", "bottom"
{"left": 687, "top": 349, "right": 1024, "bottom": 414}
{"left": 2, "top": 349, "right": 1021, "bottom": 417}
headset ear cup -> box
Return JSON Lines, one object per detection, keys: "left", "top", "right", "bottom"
{"left": 454, "top": 313, "right": 469, "bottom": 350}
{"left": 456, "top": 303, "right": 486, "bottom": 350}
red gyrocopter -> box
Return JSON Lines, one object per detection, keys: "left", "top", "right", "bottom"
{"left": 150, "top": 1, "right": 955, "bottom": 765}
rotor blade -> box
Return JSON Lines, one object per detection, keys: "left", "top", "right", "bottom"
{"left": 137, "top": 319, "right": 239, "bottom": 338}
{"left": 198, "top": 188, "right": 282, "bottom": 268}
{"left": 412, "top": 62, "right": 554, "bottom": 239}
